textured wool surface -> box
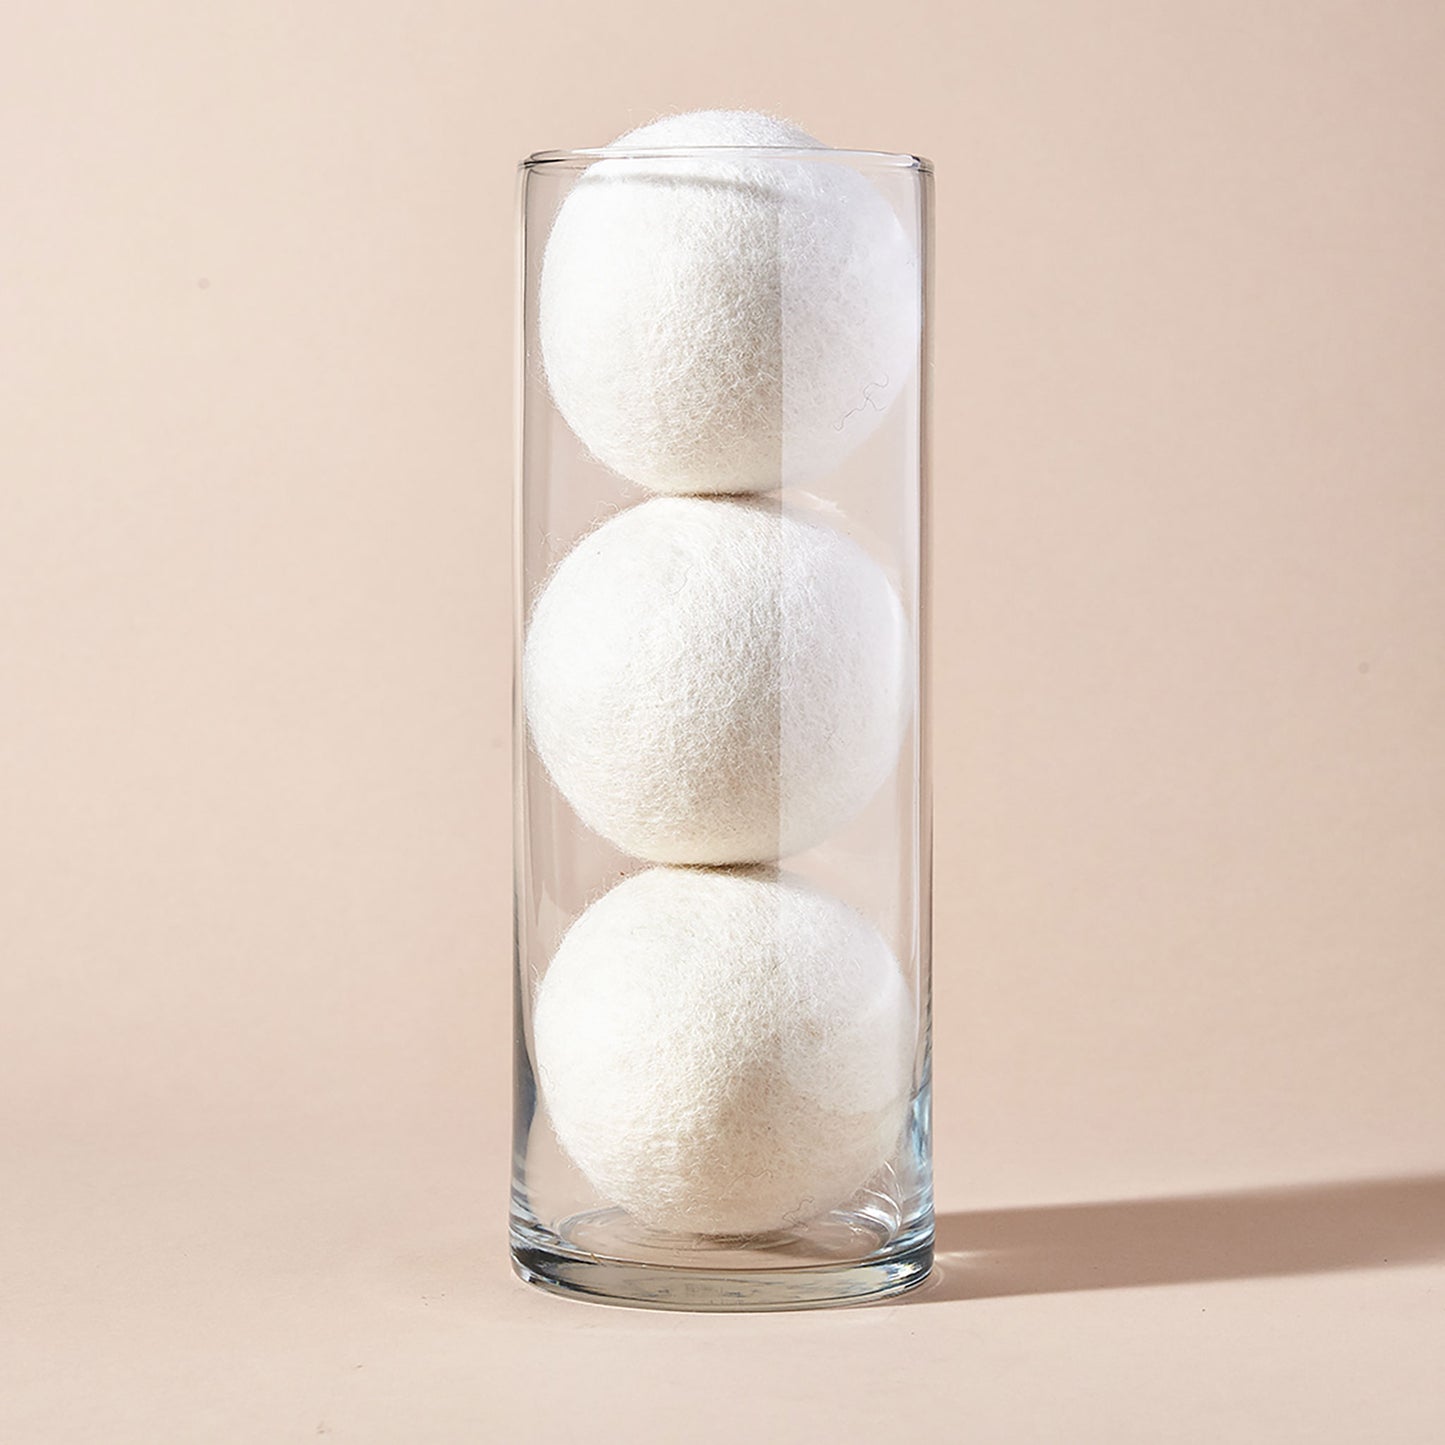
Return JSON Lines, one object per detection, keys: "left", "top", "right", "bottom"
{"left": 538, "top": 110, "right": 921, "bottom": 494}
{"left": 523, "top": 496, "right": 910, "bottom": 864}
{"left": 532, "top": 867, "right": 915, "bottom": 1236}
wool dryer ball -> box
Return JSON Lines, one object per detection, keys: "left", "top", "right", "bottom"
{"left": 533, "top": 867, "right": 915, "bottom": 1236}
{"left": 538, "top": 110, "right": 921, "bottom": 493}
{"left": 523, "top": 495, "right": 911, "bottom": 864}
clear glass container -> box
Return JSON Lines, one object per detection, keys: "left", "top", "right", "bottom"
{"left": 512, "top": 141, "right": 933, "bottom": 1309}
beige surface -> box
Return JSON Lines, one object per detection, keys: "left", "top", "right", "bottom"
{"left": 3, "top": 1, "right": 1443, "bottom": 1440}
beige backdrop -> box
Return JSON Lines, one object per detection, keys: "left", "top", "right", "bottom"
{"left": 3, "top": 2, "right": 1443, "bottom": 1441}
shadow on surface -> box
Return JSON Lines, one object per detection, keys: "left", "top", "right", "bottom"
{"left": 905, "top": 1174, "right": 1445, "bottom": 1304}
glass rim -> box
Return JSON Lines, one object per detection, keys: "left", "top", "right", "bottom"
{"left": 521, "top": 146, "right": 932, "bottom": 174}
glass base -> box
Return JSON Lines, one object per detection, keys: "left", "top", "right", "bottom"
{"left": 511, "top": 1202, "right": 934, "bottom": 1312}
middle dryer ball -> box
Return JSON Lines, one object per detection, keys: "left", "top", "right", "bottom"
{"left": 523, "top": 496, "right": 910, "bottom": 864}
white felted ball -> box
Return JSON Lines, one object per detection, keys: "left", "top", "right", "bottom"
{"left": 523, "top": 496, "right": 910, "bottom": 864}
{"left": 539, "top": 110, "right": 920, "bottom": 494}
{"left": 533, "top": 867, "right": 914, "bottom": 1236}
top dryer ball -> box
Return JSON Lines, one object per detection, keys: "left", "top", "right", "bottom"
{"left": 538, "top": 110, "right": 921, "bottom": 495}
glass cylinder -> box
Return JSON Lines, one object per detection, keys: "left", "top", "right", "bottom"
{"left": 512, "top": 138, "right": 933, "bottom": 1310}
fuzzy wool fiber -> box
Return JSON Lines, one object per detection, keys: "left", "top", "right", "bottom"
{"left": 523, "top": 495, "right": 910, "bottom": 864}
{"left": 538, "top": 110, "right": 921, "bottom": 494}
{"left": 533, "top": 867, "right": 914, "bottom": 1236}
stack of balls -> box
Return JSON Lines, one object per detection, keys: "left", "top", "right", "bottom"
{"left": 525, "top": 111, "right": 921, "bottom": 1237}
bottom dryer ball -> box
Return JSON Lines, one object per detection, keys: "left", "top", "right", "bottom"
{"left": 532, "top": 867, "right": 914, "bottom": 1236}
